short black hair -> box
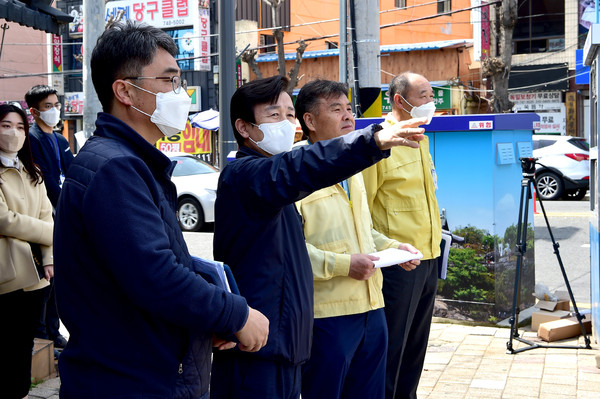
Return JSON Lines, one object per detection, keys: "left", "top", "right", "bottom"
{"left": 388, "top": 72, "right": 415, "bottom": 108}
{"left": 229, "top": 75, "right": 290, "bottom": 146}
{"left": 0, "top": 104, "right": 43, "bottom": 185}
{"left": 24, "top": 85, "right": 58, "bottom": 110}
{"left": 91, "top": 20, "right": 178, "bottom": 112}
{"left": 295, "top": 79, "right": 349, "bottom": 137}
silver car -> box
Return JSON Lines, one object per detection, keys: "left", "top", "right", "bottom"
{"left": 167, "top": 153, "right": 219, "bottom": 231}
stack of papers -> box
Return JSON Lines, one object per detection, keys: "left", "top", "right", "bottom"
{"left": 370, "top": 248, "right": 424, "bottom": 268}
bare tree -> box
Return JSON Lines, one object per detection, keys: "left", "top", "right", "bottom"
{"left": 241, "top": 49, "right": 263, "bottom": 79}
{"left": 242, "top": 0, "right": 307, "bottom": 94}
{"left": 483, "top": 0, "right": 517, "bottom": 113}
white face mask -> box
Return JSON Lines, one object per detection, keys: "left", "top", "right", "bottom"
{"left": 0, "top": 128, "right": 26, "bottom": 158}
{"left": 401, "top": 96, "right": 436, "bottom": 125}
{"left": 250, "top": 119, "right": 296, "bottom": 155}
{"left": 37, "top": 107, "right": 61, "bottom": 128}
{"left": 127, "top": 81, "right": 192, "bottom": 137}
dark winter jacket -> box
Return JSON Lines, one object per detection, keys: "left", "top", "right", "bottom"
{"left": 28, "top": 123, "right": 74, "bottom": 207}
{"left": 213, "top": 124, "right": 388, "bottom": 365}
{"left": 54, "top": 112, "right": 248, "bottom": 399}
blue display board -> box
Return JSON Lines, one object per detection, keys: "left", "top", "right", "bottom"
{"left": 356, "top": 113, "right": 540, "bottom": 320}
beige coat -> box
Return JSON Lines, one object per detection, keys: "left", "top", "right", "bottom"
{"left": 0, "top": 165, "right": 53, "bottom": 294}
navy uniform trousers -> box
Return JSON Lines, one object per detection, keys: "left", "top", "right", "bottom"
{"left": 211, "top": 351, "right": 302, "bottom": 399}
{"left": 383, "top": 258, "right": 438, "bottom": 399}
{"left": 301, "top": 308, "right": 388, "bottom": 399}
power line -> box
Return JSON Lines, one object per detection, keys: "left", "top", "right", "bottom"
{"left": 380, "top": 1, "right": 501, "bottom": 30}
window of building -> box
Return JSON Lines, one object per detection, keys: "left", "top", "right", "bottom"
{"left": 326, "top": 41, "right": 338, "bottom": 49}
{"left": 437, "top": 0, "right": 451, "bottom": 14}
{"left": 513, "top": 0, "right": 564, "bottom": 54}
{"left": 260, "top": 34, "right": 276, "bottom": 54}
{"left": 395, "top": 0, "right": 407, "bottom": 8}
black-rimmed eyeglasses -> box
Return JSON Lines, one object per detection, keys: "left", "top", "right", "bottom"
{"left": 123, "top": 76, "right": 187, "bottom": 94}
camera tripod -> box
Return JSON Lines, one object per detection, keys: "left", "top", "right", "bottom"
{"left": 506, "top": 158, "right": 592, "bottom": 354}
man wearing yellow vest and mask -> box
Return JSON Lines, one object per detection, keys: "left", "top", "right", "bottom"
{"left": 295, "top": 79, "right": 422, "bottom": 399}
{"left": 362, "top": 72, "right": 442, "bottom": 399}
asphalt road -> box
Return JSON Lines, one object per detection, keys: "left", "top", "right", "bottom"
{"left": 533, "top": 196, "right": 592, "bottom": 307}
{"left": 183, "top": 196, "right": 594, "bottom": 310}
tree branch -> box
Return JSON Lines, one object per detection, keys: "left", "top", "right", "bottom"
{"left": 241, "top": 49, "right": 263, "bottom": 79}
{"left": 287, "top": 40, "right": 308, "bottom": 93}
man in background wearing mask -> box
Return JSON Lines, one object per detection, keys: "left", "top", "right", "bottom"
{"left": 53, "top": 21, "right": 268, "bottom": 398}
{"left": 362, "top": 72, "right": 442, "bottom": 399}
{"left": 294, "top": 79, "right": 421, "bottom": 399}
{"left": 211, "top": 75, "right": 427, "bottom": 399}
{"left": 25, "top": 84, "right": 74, "bottom": 351}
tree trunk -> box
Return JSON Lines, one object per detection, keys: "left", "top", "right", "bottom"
{"left": 287, "top": 40, "right": 308, "bottom": 94}
{"left": 242, "top": 0, "right": 304, "bottom": 92}
{"left": 484, "top": 0, "right": 517, "bottom": 113}
{"left": 273, "top": 28, "right": 286, "bottom": 76}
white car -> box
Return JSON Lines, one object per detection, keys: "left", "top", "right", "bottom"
{"left": 532, "top": 135, "right": 589, "bottom": 201}
{"left": 167, "top": 153, "right": 219, "bottom": 231}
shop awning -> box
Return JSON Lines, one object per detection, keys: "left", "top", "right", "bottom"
{"left": 508, "top": 63, "right": 569, "bottom": 92}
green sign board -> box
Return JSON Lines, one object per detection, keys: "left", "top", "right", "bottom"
{"left": 381, "top": 85, "right": 451, "bottom": 113}
{"left": 432, "top": 86, "right": 451, "bottom": 109}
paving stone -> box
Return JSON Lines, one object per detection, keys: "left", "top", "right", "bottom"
{"left": 511, "top": 355, "right": 545, "bottom": 364}
{"left": 577, "top": 379, "right": 600, "bottom": 392}
{"left": 577, "top": 390, "right": 600, "bottom": 399}
{"left": 546, "top": 353, "right": 578, "bottom": 365}
{"left": 508, "top": 364, "right": 544, "bottom": 379}
{"left": 465, "top": 387, "right": 503, "bottom": 398}
{"left": 543, "top": 366, "right": 577, "bottom": 378}
{"left": 36, "top": 378, "right": 60, "bottom": 390}
{"left": 578, "top": 369, "right": 600, "bottom": 382}
{"left": 28, "top": 387, "right": 59, "bottom": 398}
{"left": 541, "top": 373, "right": 579, "bottom": 385}
{"left": 540, "top": 382, "right": 577, "bottom": 396}
{"left": 424, "top": 351, "right": 453, "bottom": 365}
{"left": 429, "top": 381, "right": 470, "bottom": 396}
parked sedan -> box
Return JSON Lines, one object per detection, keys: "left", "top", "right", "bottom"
{"left": 167, "top": 153, "right": 219, "bottom": 232}
{"left": 532, "top": 135, "right": 589, "bottom": 201}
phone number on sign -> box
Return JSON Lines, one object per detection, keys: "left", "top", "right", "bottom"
{"left": 163, "top": 19, "right": 187, "bottom": 27}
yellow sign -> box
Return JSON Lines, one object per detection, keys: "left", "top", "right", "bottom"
{"left": 156, "top": 120, "right": 212, "bottom": 154}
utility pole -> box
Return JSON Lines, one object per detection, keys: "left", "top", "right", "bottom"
{"left": 339, "top": 0, "right": 347, "bottom": 83}
{"left": 218, "top": 0, "right": 237, "bottom": 168}
{"left": 82, "top": 0, "right": 105, "bottom": 138}
{"left": 348, "top": 0, "right": 381, "bottom": 118}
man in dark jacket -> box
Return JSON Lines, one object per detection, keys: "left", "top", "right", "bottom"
{"left": 25, "top": 84, "right": 74, "bottom": 351}
{"left": 210, "top": 75, "right": 427, "bottom": 399}
{"left": 54, "top": 21, "right": 268, "bottom": 399}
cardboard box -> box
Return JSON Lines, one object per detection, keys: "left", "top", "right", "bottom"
{"left": 537, "top": 316, "right": 592, "bottom": 342}
{"left": 534, "top": 290, "right": 571, "bottom": 312}
{"left": 531, "top": 309, "right": 571, "bottom": 331}
{"left": 31, "top": 338, "right": 56, "bottom": 382}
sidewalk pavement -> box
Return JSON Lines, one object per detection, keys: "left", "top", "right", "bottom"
{"left": 29, "top": 319, "right": 600, "bottom": 399}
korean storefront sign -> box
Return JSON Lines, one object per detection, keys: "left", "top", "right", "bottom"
{"left": 509, "top": 91, "right": 562, "bottom": 111}
{"left": 532, "top": 110, "right": 566, "bottom": 135}
{"left": 382, "top": 85, "right": 451, "bottom": 113}
{"left": 105, "top": 0, "right": 210, "bottom": 71}
{"left": 155, "top": 120, "right": 212, "bottom": 154}
{"left": 52, "top": 34, "right": 64, "bottom": 95}
{"left": 64, "top": 92, "right": 84, "bottom": 116}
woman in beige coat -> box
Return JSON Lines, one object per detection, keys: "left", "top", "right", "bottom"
{"left": 0, "top": 104, "right": 54, "bottom": 399}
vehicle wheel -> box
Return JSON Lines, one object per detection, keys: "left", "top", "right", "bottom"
{"left": 535, "top": 172, "right": 564, "bottom": 201}
{"left": 177, "top": 198, "right": 204, "bottom": 232}
{"left": 562, "top": 188, "right": 587, "bottom": 201}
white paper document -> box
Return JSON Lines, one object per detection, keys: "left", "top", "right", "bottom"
{"left": 370, "top": 248, "right": 424, "bottom": 268}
